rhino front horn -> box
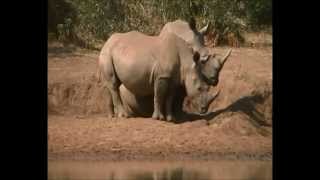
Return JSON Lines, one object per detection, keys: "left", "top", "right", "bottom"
{"left": 208, "top": 89, "right": 220, "bottom": 105}
{"left": 220, "top": 49, "right": 232, "bottom": 65}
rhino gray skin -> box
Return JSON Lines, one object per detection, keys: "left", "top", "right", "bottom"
{"left": 99, "top": 31, "right": 212, "bottom": 121}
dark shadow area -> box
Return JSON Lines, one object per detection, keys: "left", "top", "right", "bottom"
{"left": 175, "top": 93, "right": 272, "bottom": 129}
{"left": 48, "top": 45, "right": 76, "bottom": 55}
{"left": 47, "top": 44, "right": 99, "bottom": 59}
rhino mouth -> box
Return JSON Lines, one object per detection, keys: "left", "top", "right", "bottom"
{"left": 198, "top": 111, "right": 209, "bottom": 116}
{"left": 209, "top": 79, "right": 218, "bottom": 86}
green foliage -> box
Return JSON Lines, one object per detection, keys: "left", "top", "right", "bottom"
{"left": 246, "top": 0, "right": 272, "bottom": 28}
{"left": 48, "top": 0, "right": 272, "bottom": 48}
{"left": 48, "top": 0, "right": 76, "bottom": 34}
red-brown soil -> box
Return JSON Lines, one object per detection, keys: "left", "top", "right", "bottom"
{"left": 48, "top": 42, "right": 272, "bottom": 161}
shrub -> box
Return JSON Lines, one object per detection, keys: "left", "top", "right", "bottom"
{"left": 48, "top": 0, "right": 272, "bottom": 48}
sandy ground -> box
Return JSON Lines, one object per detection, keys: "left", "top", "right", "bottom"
{"left": 48, "top": 42, "right": 272, "bottom": 161}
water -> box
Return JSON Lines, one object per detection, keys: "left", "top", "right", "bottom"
{"left": 48, "top": 160, "right": 272, "bottom": 180}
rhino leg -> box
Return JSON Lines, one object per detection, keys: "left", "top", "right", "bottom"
{"left": 108, "top": 86, "right": 128, "bottom": 118}
{"left": 172, "top": 87, "right": 187, "bottom": 116}
{"left": 103, "top": 57, "right": 128, "bottom": 118}
{"left": 152, "top": 77, "right": 169, "bottom": 120}
{"left": 165, "top": 86, "right": 176, "bottom": 122}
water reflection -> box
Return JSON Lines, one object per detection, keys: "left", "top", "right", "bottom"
{"left": 128, "top": 168, "right": 209, "bottom": 180}
{"left": 48, "top": 161, "right": 272, "bottom": 180}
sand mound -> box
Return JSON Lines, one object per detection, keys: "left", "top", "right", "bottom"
{"left": 48, "top": 45, "right": 272, "bottom": 160}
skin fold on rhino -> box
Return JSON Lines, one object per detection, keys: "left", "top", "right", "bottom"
{"left": 98, "top": 31, "right": 212, "bottom": 121}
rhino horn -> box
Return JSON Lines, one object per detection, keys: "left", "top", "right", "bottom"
{"left": 207, "top": 89, "right": 220, "bottom": 105}
{"left": 199, "top": 22, "right": 211, "bottom": 35}
{"left": 220, "top": 49, "right": 232, "bottom": 66}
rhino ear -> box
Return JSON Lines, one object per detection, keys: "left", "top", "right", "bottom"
{"left": 193, "top": 51, "right": 200, "bottom": 64}
{"left": 188, "top": 17, "right": 197, "bottom": 31}
{"left": 199, "top": 21, "right": 211, "bottom": 35}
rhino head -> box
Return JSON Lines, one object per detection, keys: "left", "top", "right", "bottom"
{"left": 186, "top": 17, "right": 211, "bottom": 52}
{"left": 197, "top": 49, "right": 232, "bottom": 86}
{"left": 184, "top": 51, "right": 211, "bottom": 99}
{"left": 183, "top": 51, "right": 224, "bottom": 115}
{"left": 186, "top": 18, "right": 232, "bottom": 87}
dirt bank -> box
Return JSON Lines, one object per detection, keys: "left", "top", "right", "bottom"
{"left": 48, "top": 42, "right": 272, "bottom": 161}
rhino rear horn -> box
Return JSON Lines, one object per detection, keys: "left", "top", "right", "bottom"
{"left": 199, "top": 22, "right": 211, "bottom": 35}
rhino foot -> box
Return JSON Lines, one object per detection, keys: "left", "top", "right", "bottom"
{"left": 152, "top": 111, "right": 165, "bottom": 120}
{"left": 117, "top": 109, "right": 130, "bottom": 118}
{"left": 117, "top": 113, "right": 129, "bottom": 118}
{"left": 166, "top": 114, "right": 175, "bottom": 122}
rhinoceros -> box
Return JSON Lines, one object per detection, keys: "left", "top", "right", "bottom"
{"left": 159, "top": 18, "right": 232, "bottom": 114}
{"left": 98, "top": 31, "right": 213, "bottom": 121}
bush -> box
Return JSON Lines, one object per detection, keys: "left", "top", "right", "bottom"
{"left": 48, "top": 0, "right": 272, "bottom": 48}
{"left": 246, "top": 0, "right": 272, "bottom": 28}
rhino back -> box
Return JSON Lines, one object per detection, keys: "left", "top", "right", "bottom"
{"left": 160, "top": 20, "right": 203, "bottom": 51}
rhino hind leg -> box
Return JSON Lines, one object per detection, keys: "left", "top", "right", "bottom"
{"left": 102, "top": 57, "right": 129, "bottom": 118}
{"left": 106, "top": 83, "right": 129, "bottom": 118}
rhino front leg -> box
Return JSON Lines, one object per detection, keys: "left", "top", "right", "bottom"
{"left": 152, "top": 77, "right": 169, "bottom": 120}
{"left": 165, "top": 87, "right": 175, "bottom": 122}
{"left": 102, "top": 54, "right": 129, "bottom": 118}
{"left": 172, "top": 87, "right": 187, "bottom": 117}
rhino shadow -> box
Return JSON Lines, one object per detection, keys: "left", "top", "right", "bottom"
{"left": 175, "top": 94, "right": 272, "bottom": 128}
